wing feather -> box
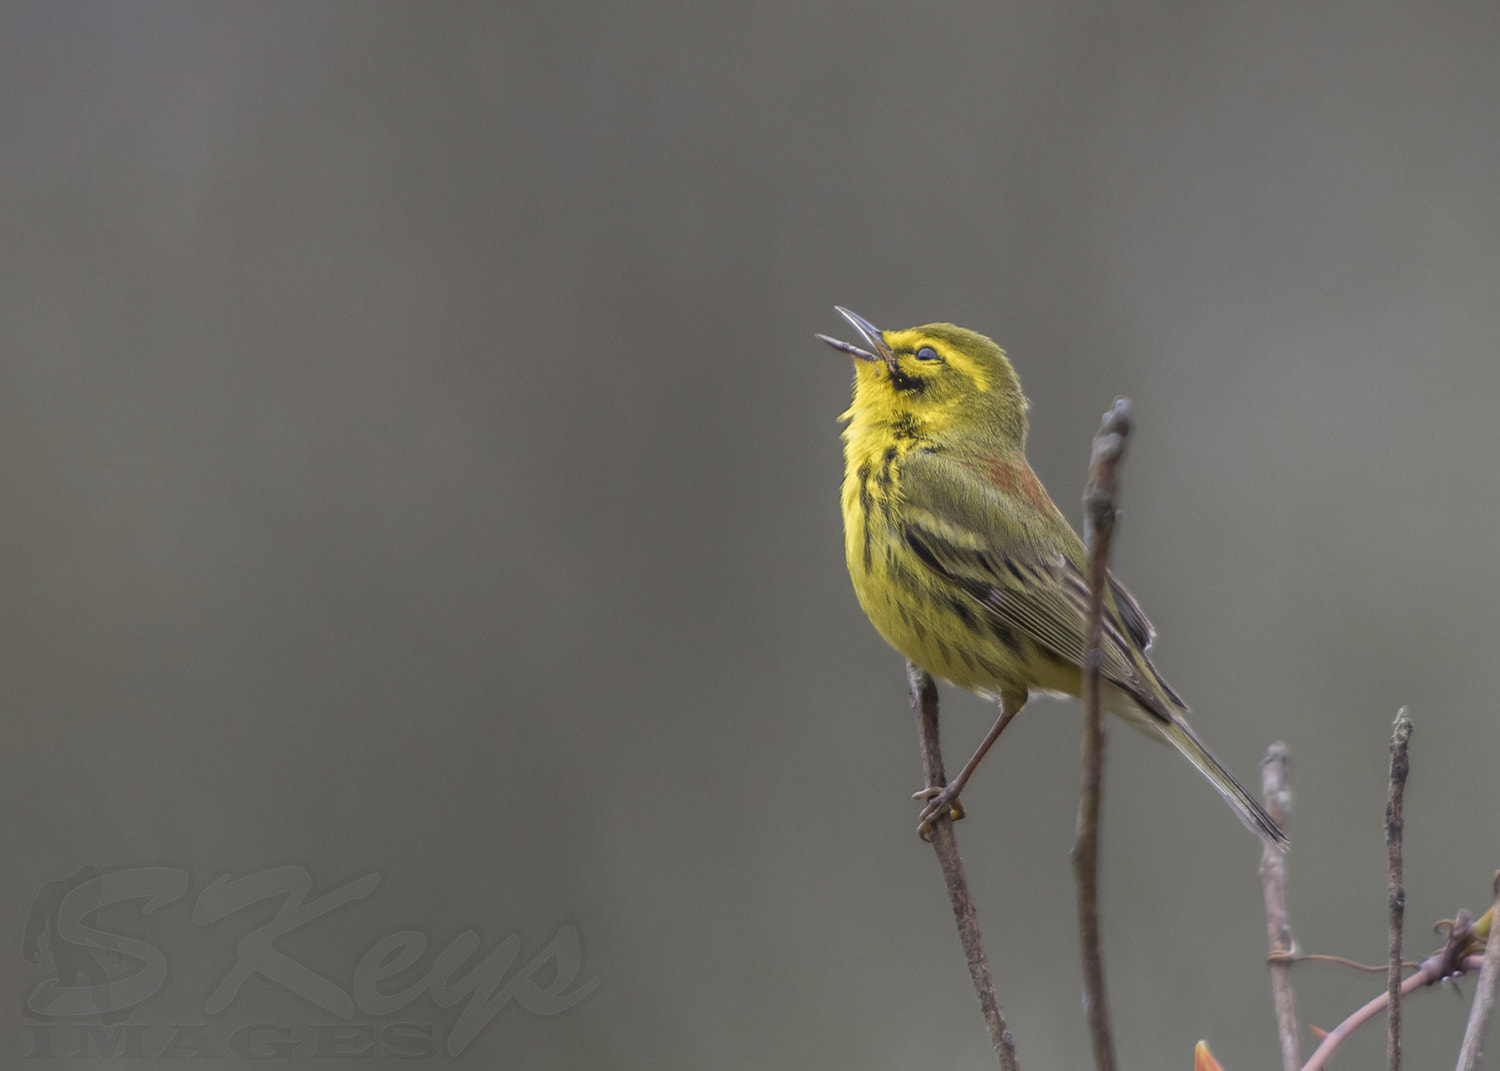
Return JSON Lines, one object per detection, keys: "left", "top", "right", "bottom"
{"left": 898, "top": 448, "right": 1173, "bottom": 719}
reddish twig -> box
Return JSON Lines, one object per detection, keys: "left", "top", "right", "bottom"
{"left": 1301, "top": 910, "right": 1484, "bottom": 1071}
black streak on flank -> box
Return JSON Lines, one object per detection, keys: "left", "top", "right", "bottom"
{"left": 856, "top": 462, "right": 874, "bottom": 571}
{"left": 886, "top": 558, "right": 918, "bottom": 591}
{"left": 987, "top": 616, "right": 1021, "bottom": 654}
{"left": 978, "top": 657, "right": 1008, "bottom": 682}
{"left": 946, "top": 594, "right": 978, "bottom": 635}
{"left": 873, "top": 447, "right": 899, "bottom": 524}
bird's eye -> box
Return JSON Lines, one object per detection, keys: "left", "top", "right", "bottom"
{"left": 915, "top": 346, "right": 940, "bottom": 361}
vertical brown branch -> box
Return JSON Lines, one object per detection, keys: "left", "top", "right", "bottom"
{"left": 1385, "top": 707, "right": 1412, "bottom": 1071}
{"left": 1073, "top": 397, "right": 1130, "bottom": 1071}
{"left": 1455, "top": 873, "right": 1500, "bottom": 1071}
{"left": 907, "top": 661, "right": 1020, "bottom": 1071}
{"left": 1259, "top": 742, "right": 1301, "bottom": 1071}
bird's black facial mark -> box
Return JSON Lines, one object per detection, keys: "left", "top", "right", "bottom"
{"left": 888, "top": 368, "right": 928, "bottom": 394}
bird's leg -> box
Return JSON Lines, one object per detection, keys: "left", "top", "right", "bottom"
{"left": 915, "top": 699, "right": 1019, "bottom": 840}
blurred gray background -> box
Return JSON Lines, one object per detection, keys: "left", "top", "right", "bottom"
{"left": 4, "top": 2, "right": 1498, "bottom": 1068}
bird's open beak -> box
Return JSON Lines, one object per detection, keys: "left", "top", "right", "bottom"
{"left": 816, "top": 307, "right": 898, "bottom": 373}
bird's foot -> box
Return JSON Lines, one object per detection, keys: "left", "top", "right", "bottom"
{"left": 912, "top": 784, "right": 965, "bottom": 841}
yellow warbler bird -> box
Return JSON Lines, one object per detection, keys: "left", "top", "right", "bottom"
{"left": 817, "top": 307, "right": 1287, "bottom": 849}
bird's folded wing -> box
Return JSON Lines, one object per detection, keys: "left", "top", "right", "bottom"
{"left": 897, "top": 448, "right": 1169, "bottom": 717}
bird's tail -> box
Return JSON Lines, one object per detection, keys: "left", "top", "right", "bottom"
{"left": 1159, "top": 715, "right": 1289, "bottom": 851}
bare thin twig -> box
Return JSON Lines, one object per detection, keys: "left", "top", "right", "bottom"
{"left": 907, "top": 662, "right": 1020, "bottom": 1071}
{"left": 1293, "top": 953, "right": 1418, "bottom": 973}
{"left": 1386, "top": 708, "right": 1412, "bottom": 1071}
{"left": 1073, "top": 397, "right": 1130, "bottom": 1071}
{"left": 1260, "top": 741, "right": 1301, "bottom": 1071}
{"left": 1455, "top": 872, "right": 1500, "bottom": 1071}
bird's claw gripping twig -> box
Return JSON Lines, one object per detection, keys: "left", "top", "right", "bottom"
{"left": 913, "top": 784, "right": 966, "bottom": 840}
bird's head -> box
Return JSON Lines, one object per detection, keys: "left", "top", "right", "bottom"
{"left": 818, "top": 307, "right": 1028, "bottom": 447}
